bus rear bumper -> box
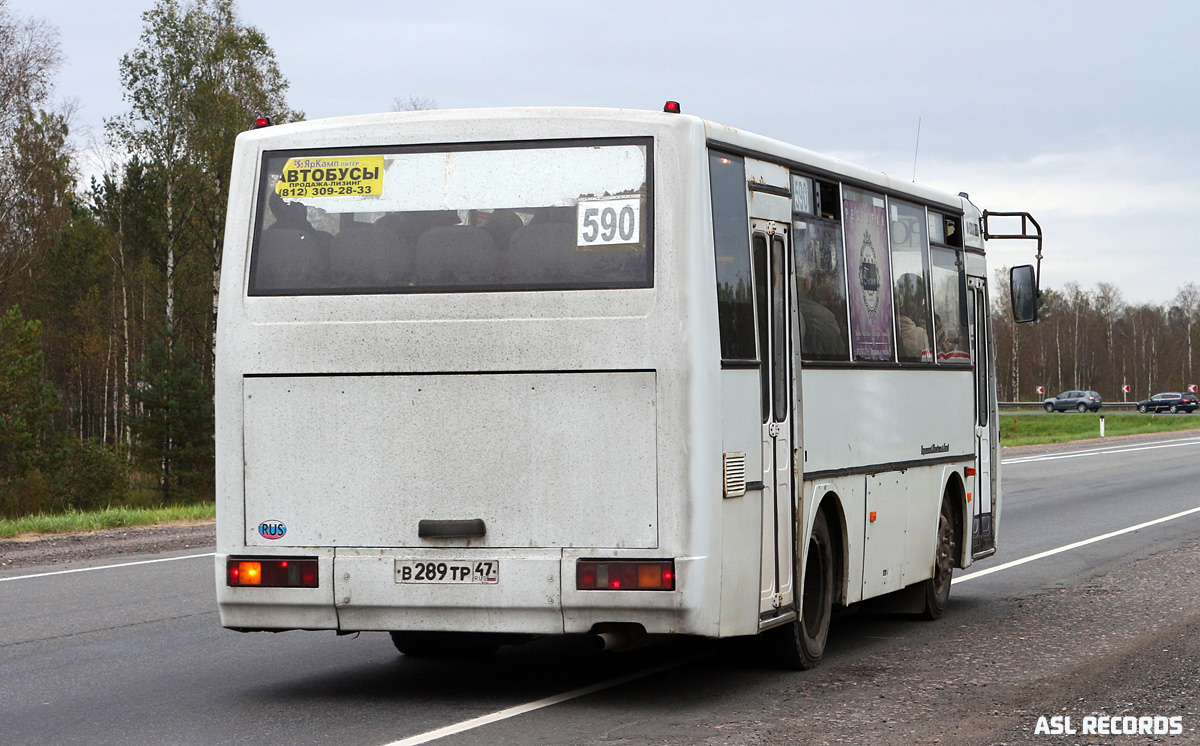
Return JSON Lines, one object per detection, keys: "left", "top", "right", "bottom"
{"left": 333, "top": 548, "right": 564, "bottom": 635}
{"left": 215, "top": 553, "right": 340, "bottom": 630}
{"left": 215, "top": 551, "right": 710, "bottom": 637}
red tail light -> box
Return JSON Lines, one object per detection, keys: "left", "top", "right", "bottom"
{"left": 576, "top": 560, "right": 675, "bottom": 590}
{"left": 227, "top": 558, "right": 318, "bottom": 587}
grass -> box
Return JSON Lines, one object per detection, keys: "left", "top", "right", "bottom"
{"left": 3, "top": 414, "right": 1197, "bottom": 540}
{"left": 999, "top": 412, "right": 1200, "bottom": 447}
{"left": 0, "top": 503, "right": 215, "bottom": 540}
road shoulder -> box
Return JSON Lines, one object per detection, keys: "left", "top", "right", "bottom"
{"left": 1002, "top": 426, "right": 1200, "bottom": 458}
{"left": 726, "top": 535, "right": 1200, "bottom": 745}
{"left": 0, "top": 520, "right": 215, "bottom": 572}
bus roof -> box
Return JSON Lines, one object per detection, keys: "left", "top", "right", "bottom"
{"left": 239, "top": 106, "right": 968, "bottom": 213}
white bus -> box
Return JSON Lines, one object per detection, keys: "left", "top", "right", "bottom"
{"left": 215, "top": 105, "right": 1040, "bottom": 668}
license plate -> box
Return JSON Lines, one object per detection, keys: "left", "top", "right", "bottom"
{"left": 395, "top": 560, "right": 499, "bottom": 584}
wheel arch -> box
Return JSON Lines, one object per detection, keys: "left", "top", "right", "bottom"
{"left": 812, "top": 490, "right": 848, "bottom": 608}
{"left": 941, "top": 471, "right": 968, "bottom": 569}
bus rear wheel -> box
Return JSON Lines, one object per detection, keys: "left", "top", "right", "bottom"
{"left": 765, "top": 510, "right": 834, "bottom": 670}
{"left": 920, "top": 499, "right": 956, "bottom": 620}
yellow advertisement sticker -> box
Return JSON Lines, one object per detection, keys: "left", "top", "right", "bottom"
{"left": 274, "top": 155, "right": 384, "bottom": 199}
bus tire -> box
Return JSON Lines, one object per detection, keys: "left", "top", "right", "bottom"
{"left": 920, "top": 499, "right": 955, "bottom": 620}
{"left": 765, "top": 510, "right": 833, "bottom": 670}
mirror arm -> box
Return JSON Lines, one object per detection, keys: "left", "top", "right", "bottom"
{"left": 983, "top": 210, "right": 1043, "bottom": 299}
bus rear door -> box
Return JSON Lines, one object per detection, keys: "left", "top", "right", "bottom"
{"left": 747, "top": 158, "right": 797, "bottom": 625}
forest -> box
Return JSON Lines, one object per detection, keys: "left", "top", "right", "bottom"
{"left": 1, "top": 0, "right": 1197, "bottom": 519}
{"left": 992, "top": 278, "right": 1200, "bottom": 405}
{"left": 0, "top": 0, "right": 297, "bottom": 517}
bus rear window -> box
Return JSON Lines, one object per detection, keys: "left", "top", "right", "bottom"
{"left": 248, "top": 139, "right": 653, "bottom": 295}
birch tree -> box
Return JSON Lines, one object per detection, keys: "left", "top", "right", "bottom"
{"left": 106, "top": 0, "right": 297, "bottom": 497}
{"left": 0, "top": 0, "right": 63, "bottom": 302}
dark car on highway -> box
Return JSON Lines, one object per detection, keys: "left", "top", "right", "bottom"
{"left": 1136, "top": 392, "right": 1198, "bottom": 413}
{"left": 1043, "top": 390, "right": 1103, "bottom": 412}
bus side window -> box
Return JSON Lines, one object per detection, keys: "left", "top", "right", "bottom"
{"left": 793, "top": 218, "right": 850, "bottom": 361}
{"left": 930, "top": 245, "right": 971, "bottom": 364}
{"left": 888, "top": 199, "right": 933, "bottom": 363}
{"left": 792, "top": 175, "right": 849, "bottom": 362}
{"left": 709, "top": 152, "right": 756, "bottom": 362}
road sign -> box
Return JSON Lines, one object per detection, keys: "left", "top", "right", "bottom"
{"left": 1036, "top": 386, "right": 1045, "bottom": 395}
{"left": 1122, "top": 385, "right": 1131, "bottom": 393}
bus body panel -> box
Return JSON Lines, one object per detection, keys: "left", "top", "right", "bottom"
{"left": 801, "top": 368, "right": 974, "bottom": 475}
{"left": 717, "top": 368, "right": 768, "bottom": 636}
{"left": 241, "top": 371, "right": 658, "bottom": 549}
{"left": 803, "top": 479, "right": 867, "bottom": 606}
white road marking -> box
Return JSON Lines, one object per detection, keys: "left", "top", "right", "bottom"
{"left": 1002, "top": 436, "right": 1200, "bottom": 465}
{"left": 380, "top": 655, "right": 706, "bottom": 746}
{"left": 385, "top": 502, "right": 1200, "bottom": 746}
{"left": 953, "top": 505, "right": 1200, "bottom": 584}
{"left": 0, "top": 553, "right": 214, "bottom": 583}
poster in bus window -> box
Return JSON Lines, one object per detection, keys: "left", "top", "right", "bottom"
{"left": 843, "top": 193, "right": 894, "bottom": 361}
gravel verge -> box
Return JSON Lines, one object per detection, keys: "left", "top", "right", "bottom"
{"left": 0, "top": 520, "right": 215, "bottom": 572}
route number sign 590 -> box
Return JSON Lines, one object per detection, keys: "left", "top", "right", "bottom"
{"left": 577, "top": 197, "right": 640, "bottom": 249}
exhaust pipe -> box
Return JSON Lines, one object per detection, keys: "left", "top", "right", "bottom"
{"left": 588, "top": 624, "right": 655, "bottom": 652}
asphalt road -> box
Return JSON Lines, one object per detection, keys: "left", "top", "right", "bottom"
{"left": 2, "top": 433, "right": 1199, "bottom": 746}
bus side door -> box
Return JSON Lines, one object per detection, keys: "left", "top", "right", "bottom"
{"left": 969, "top": 278, "right": 998, "bottom": 556}
{"left": 750, "top": 215, "right": 796, "bottom": 623}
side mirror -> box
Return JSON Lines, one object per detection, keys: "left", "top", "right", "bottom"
{"left": 1010, "top": 264, "right": 1038, "bottom": 323}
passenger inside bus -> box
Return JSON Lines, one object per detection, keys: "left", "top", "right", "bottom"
{"left": 793, "top": 220, "right": 849, "bottom": 360}
{"left": 895, "top": 273, "right": 933, "bottom": 362}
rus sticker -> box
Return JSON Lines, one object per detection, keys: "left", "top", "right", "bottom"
{"left": 257, "top": 520, "right": 287, "bottom": 540}
{"left": 274, "top": 155, "right": 384, "bottom": 199}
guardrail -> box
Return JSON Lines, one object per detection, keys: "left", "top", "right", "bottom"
{"left": 999, "top": 402, "right": 1140, "bottom": 410}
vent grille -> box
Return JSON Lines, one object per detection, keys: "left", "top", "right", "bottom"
{"left": 723, "top": 452, "right": 747, "bottom": 498}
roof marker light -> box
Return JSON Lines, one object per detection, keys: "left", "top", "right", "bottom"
{"left": 663, "top": 101, "right": 681, "bottom": 114}
{"left": 253, "top": 116, "right": 272, "bottom": 129}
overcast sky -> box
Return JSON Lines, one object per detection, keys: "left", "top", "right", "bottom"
{"left": 11, "top": 0, "right": 1200, "bottom": 305}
